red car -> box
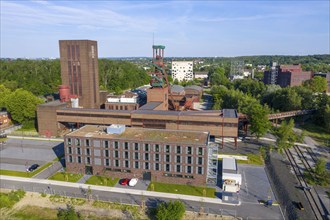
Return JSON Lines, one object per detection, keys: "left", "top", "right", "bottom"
{"left": 120, "top": 178, "right": 129, "bottom": 185}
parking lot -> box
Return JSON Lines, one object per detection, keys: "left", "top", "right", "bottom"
{"left": 238, "top": 164, "right": 276, "bottom": 203}
{"left": 0, "top": 138, "right": 63, "bottom": 172}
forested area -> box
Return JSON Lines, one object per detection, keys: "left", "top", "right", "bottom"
{"left": 209, "top": 66, "right": 330, "bottom": 136}
{"left": 195, "top": 54, "right": 330, "bottom": 73}
{"left": 0, "top": 59, "right": 150, "bottom": 127}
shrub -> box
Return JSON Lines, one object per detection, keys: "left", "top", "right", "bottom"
{"left": 155, "top": 200, "right": 185, "bottom": 220}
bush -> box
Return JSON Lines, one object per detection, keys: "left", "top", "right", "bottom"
{"left": 155, "top": 200, "right": 185, "bottom": 220}
{"left": 57, "top": 204, "right": 80, "bottom": 220}
{"left": 0, "top": 189, "right": 26, "bottom": 208}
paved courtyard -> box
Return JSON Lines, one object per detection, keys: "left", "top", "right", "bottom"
{"left": 0, "top": 138, "right": 63, "bottom": 171}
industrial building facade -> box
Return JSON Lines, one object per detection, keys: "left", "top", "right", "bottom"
{"left": 263, "top": 64, "right": 312, "bottom": 87}
{"left": 59, "top": 40, "right": 100, "bottom": 108}
{"left": 65, "top": 125, "right": 218, "bottom": 185}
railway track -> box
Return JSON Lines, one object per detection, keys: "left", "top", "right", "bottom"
{"left": 284, "top": 147, "right": 324, "bottom": 220}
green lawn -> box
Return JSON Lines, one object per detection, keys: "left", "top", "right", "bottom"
{"left": 85, "top": 175, "right": 119, "bottom": 187}
{"left": 219, "top": 153, "right": 264, "bottom": 166}
{"left": 12, "top": 205, "right": 58, "bottom": 220}
{"left": 300, "top": 123, "right": 330, "bottom": 147}
{"left": 0, "top": 162, "right": 53, "bottom": 178}
{"left": 237, "top": 153, "right": 264, "bottom": 166}
{"left": 48, "top": 172, "right": 83, "bottom": 182}
{"left": 147, "top": 182, "right": 216, "bottom": 198}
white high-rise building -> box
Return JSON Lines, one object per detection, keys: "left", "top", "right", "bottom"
{"left": 171, "top": 61, "right": 193, "bottom": 82}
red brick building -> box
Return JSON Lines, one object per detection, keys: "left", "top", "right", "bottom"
{"left": 264, "top": 64, "right": 312, "bottom": 87}
{"left": 65, "top": 125, "right": 218, "bottom": 185}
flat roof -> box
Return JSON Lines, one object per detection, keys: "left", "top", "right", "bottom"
{"left": 39, "top": 100, "right": 67, "bottom": 107}
{"left": 223, "top": 109, "right": 237, "bottom": 118}
{"left": 138, "top": 102, "right": 162, "bottom": 110}
{"left": 67, "top": 125, "right": 209, "bottom": 145}
{"left": 222, "top": 158, "right": 237, "bottom": 171}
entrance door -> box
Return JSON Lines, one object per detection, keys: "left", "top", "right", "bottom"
{"left": 142, "top": 172, "right": 151, "bottom": 181}
{"left": 85, "top": 166, "right": 93, "bottom": 175}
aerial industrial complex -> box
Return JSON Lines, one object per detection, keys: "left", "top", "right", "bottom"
{"left": 36, "top": 40, "right": 238, "bottom": 186}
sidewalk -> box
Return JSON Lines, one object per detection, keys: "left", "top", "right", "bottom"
{"left": 7, "top": 135, "right": 63, "bottom": 142}
{"left": 0, "top": 175, "right": 240, "bottom": 206}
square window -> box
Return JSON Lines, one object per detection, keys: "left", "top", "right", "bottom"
{"left": 124, "top": 142, "right": 129, "bottom": 150}
{"left": 105, "top": 159, "right": 109, "bottom": 166}
{"left": 187, "top": 156, "right": 192, "bottom": 164}
{"left": 145, "top": 144, "right": 149, "bottom": 151}
{"left": 104, "top": 141, "right": 109, "bottom": 148}
{"left": 166, "top": 155, "right": 170, "bottom": 163}
{"left": 176, "top": 156, "right": 181, "bottom": 163}
{"left": 198, "top": 157, "right": 203, "bottom": 165}
{"left": 86, "top": 139, "right": 90, "bottom": 147}
{"left": 125, "top": 151, "right": 129, "bottom": 159}
{"left": 67, "top": 138, "right": 72, "bottom": 146}
{"left": 187, "top": 146, "right": 192, "bottom": 154}
{"left": 198, "top": 167, "right": 203, "bottom": 174}
{"left": 115, "top": 160, "right": 119, "bottom": 167}
{"left": 135, "top": 152, "right": 139, "bottom": 160}
{"left": 155, "top": 163, "right": 160, "bottom": 171}
{"left": 135, "top": 161, "right": 139, "bottom": 169}
{"left": 114, "top": 151, "right": 119, "bottom": 158}
{"left": 68, "top": 147, "right": 72, "bottom": 154}
{"left": 114, "top": 141, "right": 119, "bottom": 149}
{"left": 165, "top": 145, "right": 170, "bottom": 153}
{"left": 87, "top": 157, "right": 91, "bottom": 164}
{"left": 125, "top": 160, "right": 129, "bottom": 168}
{"left": 75, "top": 138, "right": 81, "bottom": 146}
{"left": 155, "top": 144, "right": 160, "bottom": 152}
{"left": 198, "top": 147, "right": 203, "bottom": 155}
{"left": 187, "top": 166, "right": 192, "bottom": 174}
{"left": 176, "top": 146, "right": 181, "bottom": 154}
{"left": 105, "top": 150, "right": 109, "bottom": 157}
{"left": 86, "top": 148, "right": 90, "bottom": 156}
{"left": 78, "top": 156, "right": 81, "bottom": 163}
{"left": 77, "top": 148, "right": 81, "bottom": 155}
{"left": 145, "top": 162, "right": 149, "bottom": 170}
{"left": 155, "top": 154, "right": 160, "bottom": 162}
{"left": 69, "top": 155, "right": 73, "bottom": 163}
{"left": 165, "top": 164, "right": 170, "bottom": 172}
{"left": 134, "top": 143, "right": 139, "bottom": 151}
{"left": 176, "top": 165, "right": 181, "bottom": 173}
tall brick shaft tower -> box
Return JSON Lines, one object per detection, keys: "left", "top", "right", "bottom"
{"left": 59, "top": 40, "right": 100, "bottom": 109}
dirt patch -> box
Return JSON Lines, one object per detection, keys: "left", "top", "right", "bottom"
{"left": 184, "top": 211, "right": 240, "bottom": 220}
{"left": 1, "top": 190, "right": 145, "bottom": 220}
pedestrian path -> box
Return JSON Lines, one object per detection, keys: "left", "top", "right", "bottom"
{"left": 77, "top": 174, "right": 92, "bottom": 184}
{"left": 0, "top": 175, "right": 240, "bottom": 206}
{"left": 32, "top": 161, "right": 62, "bottom": 179}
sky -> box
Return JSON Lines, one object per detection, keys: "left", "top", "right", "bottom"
{"left": 1, "top": 0, "right": 330, "bottom": 58}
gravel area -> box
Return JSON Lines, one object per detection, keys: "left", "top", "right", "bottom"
{"left": 265, "top": 151, "right": 315, "bottom": 220}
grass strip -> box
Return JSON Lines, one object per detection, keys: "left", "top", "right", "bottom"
{"left": 147, "top": 181, "right": 216, "bottom": 198}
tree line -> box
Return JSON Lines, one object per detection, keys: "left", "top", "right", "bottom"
{"left": 0, "top": 59, "right": 150, "bottom": 127}
{"left": 209, "top": 66, "right": 330, "bottom": 138}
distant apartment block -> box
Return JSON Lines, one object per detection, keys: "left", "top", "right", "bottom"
{"left": 263, "top": 64, "right": 312, "bottom": 87}
{"left": 64, "top": 125, "right": 218, "bottom": 185}
{"left": 172, "top": 61, "right": 193, "bottom": 82}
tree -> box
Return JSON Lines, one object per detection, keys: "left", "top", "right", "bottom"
{"left": 324, "top": 105, "right": 330, "bottom": 132}
{"left": 270, "top": 88, "right": 302, "bottom": 111}
{"left": 304, "top": 76, "right": 327, "bottom": 93}
{"left": 0, "top": 84, "right": 11, "bottom": 109}
{"left": 155, "top": 200, "right": 185, "bottom": 220}
{"left": 5, "top": 88, "right": 43, "bottom": 125}
{"left": 57, "top": 204, "right": 80, "bottom": 220}
{"left": 274, "top": 119, "right": 297, "bottom": 151}
{"left": 314, "top": 158, "right": 327, "bottom": 176}
{"left": 247, "top": 104, "right": 271, "bottom": 139}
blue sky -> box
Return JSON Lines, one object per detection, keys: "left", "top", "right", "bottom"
{"left": 1, "top": 0, "right": 329, "bottom": 58}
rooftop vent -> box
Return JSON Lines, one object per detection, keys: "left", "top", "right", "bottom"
{"left": 106, "top": 124, "right": 126, "bottom": 134}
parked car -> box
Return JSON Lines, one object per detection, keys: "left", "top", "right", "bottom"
{"left": 119, "top": 178, "right": 129, "bottom": 185}
{"left": 27, "top": 164, "right": 39, "bottom": 172}
{"left": 129, "top": 178, "right": 138, "bottom": 187}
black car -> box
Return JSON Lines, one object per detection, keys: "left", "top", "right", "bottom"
{"left": 27, "top": 164, "right": 39, "bottom": 172}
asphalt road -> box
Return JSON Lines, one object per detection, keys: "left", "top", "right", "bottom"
{"left": 0, "top": 179, "right": 283, "bottom": 220}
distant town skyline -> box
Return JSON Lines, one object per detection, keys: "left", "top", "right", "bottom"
{"left": 1, "top": 0, "right": 329, "bottom": 58}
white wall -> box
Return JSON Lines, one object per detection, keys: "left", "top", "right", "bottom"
{"left": 172, "top": 61, "right": 193, "bottom": 82}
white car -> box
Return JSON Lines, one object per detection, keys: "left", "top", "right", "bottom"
{"left": 128, "top": 178, "right": 138, "bottom": 186}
